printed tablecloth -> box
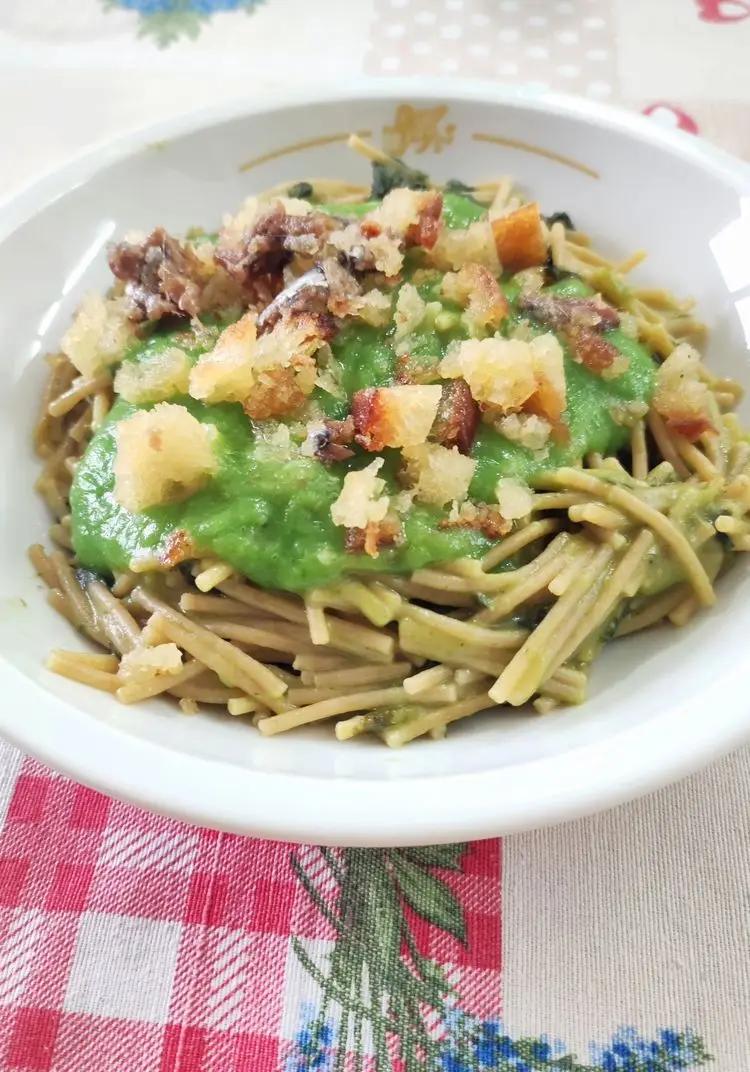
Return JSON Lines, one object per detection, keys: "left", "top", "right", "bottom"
{"left": 1, "top": 2, "right": 749, "bottom": 1069}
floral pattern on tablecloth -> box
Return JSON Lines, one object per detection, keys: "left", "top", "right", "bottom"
{"left": 102, "top": 0, "right": 265, "bottom": 44}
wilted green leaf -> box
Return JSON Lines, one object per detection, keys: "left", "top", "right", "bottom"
{"left": 370, "top": 159, "right": 430, "bottom": 198}
{"left": 287, "top": 181, "right": 314, "bottom": 199}
{"left": 443, "top": 178, "right": 480, "bottom": 204}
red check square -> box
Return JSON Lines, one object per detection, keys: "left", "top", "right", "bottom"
{"left": 69, "top": 786, "right": 110, "bottom": 831}
{"left": 7, "top": 777, "right": 49, "bottom": 826}
{"left": 45, "top": 863, "right": 95, "bottom": 914}
{"left": 0, "top": 858, "right": 30, "bottom": 908}
{"left": 7, "top": 1008, "right": 61, "bottom": 1072}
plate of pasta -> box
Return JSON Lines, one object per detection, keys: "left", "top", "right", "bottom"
{"left": 1, "top": 83, "right": 749, "bottom": 844}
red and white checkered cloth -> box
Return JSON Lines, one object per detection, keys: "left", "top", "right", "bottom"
{"left": 0, "top": 740, "right": 501, "bottom": 1071}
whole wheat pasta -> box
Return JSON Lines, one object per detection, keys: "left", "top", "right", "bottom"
{"left": 480, "top": 518, "right": 561, "bottom": 570}
{"left": 402, "top": 605, "right": 527, "bottom": 650}
{"left": 259, "top": 685, "right": 411, "bottom": 736}
{"left": 199, "top": 618, "right": 316, "bottom": 655}
{"left": 227, "top": 697, "right": 263, "bottom": 717}
{"left": 46, "top": 650, "right": 119, "bottom": 693}
{"left": 531, "top": 493, "right": 588, "bottom": 513}
{"left": 668, "top": 593, "right": 699, "bottom": 628}
{"left": 131, "top": 593, "right": 288, "bottom": 704}
{"left": 47, "top": 373, "right": 111, "bottom": 419}
{"left": 489, "top": 545, "right": 613, "bottom": 706}
{"left": 567, "top": 503, "right": 627, "bottom": 530}
{"left": 216, "top": 580, "right": 308, "bottom": 624}
{"left": 542, "top": 469, "right": 716, "bottom": 607}
{"left": 194, "top": 560, "right": 235, "bottom": 593}
{"left": 305, "top": 604, "right": 331, "bottom": 645}
{"left": 116, "top": 659, "right": 205, "bottom": 705}
{"left": 615, "top": 584, "right": 692, "bottom": 636}
{"left": 292, "top": 653, "right": 359, "bottom": 672}
{"left": 550, "top": 530, "right": 654, "bottom": 673}
{"left": 672, "top": 437, "right": 719, "bottom": 482}
{"left": 84, "top": 577, "right": 141, "bottom": 654}
{"left": 382, "top": 692, "right": 494, "bottom": 748}
{"left": 179, "top": 592, "right": 256, "bottom": 616}
{"left": 403, "top": 665, "right": 454, "bottom": 695}
{"left": 474, "top": 534, "right": 573, "bottom": 623}
{"left": 31, "top": 140, "right": 750, "bottom": 744}
{"left": 168, "top": 680, "right": 244, "bottom": 704}
{"left": 647, "top": 412, "right": 690, "bottom": 478}
{"left": 381, "top": 577, "right": 477, "bottom": 608}
{"left": 409, "top": 567, "right": 511, "bottom": 594}
{"left": 311, "top": 662, "right": 411, "bottom": 690}
{"left": 630, "top": 421, "right": 649, "bottom": 481}
{"left": 28, "top": 544, "right": 58, "bottom": 589}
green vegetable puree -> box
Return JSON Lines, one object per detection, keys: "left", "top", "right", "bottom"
{"left": 70, "top": 195, "right": 657, "bottom": 592}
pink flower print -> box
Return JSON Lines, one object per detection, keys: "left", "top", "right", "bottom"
{"left": 696, "top": 0, "right": 750, "bottom": 22}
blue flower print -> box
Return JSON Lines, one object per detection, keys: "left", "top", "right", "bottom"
{"left": 103, "top": 0, "right": 265, "bottom": 46}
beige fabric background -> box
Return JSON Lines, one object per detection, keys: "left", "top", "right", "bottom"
{"left": 1, "top": 0, "right": 749, "bottom": 1066}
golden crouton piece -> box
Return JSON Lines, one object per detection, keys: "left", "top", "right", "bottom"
{"left": 114, "top": 346, "right": 191, "bottom": 404}
{"left": 402, "top": 443, "right": 476, "bottom": 507}
{"left": 352, "top": 385, "right": 442, "bottom": 451}
{"left": 114, "top": 402, "right": 218, "bottom": 512}
{"left": 491, "top": 202, "right": 548, "bottom": 273}
{"left": 62, "top": 292, "right": 133, "bottom": 379}
{"left": 330, "top": 458, "right": 390, "bottom": 530}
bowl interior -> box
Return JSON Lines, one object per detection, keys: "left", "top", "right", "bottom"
{"left": 1, "top": 90, "right": 749, "bottom": 836}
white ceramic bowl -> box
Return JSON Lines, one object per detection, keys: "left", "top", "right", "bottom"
{"left": 2, "top": 82, "right": 750, "bottom": 846}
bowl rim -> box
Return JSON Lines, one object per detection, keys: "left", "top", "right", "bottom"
{"left": 2, "top": 78, "right": 750, "bottom": 846}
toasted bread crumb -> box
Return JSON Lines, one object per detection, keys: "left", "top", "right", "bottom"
{"left": 114, "top": 403, "right": 218, "bottom": 512}
{"left": 402, "top": 443, "right": 476, "bottom": 506}
{"left": 115, "top": 346, "right": 191, "bottom": 404}
{"left": 62, "top": 293, "right": 132, "bottom": 378}
{"left": 330, "top": 458, "right": 390, "bottom": 530}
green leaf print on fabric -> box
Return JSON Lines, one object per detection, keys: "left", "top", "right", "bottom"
{"left": 291, "top": 845, "right": 469, "bottom": 1071}
{"left": 401, "top": 844, "right": 466, "bottom": 870}
{"left": 390, "top": 853, "right": 466, "bottom": 943}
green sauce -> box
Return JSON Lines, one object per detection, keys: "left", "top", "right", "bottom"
{"left": 470, "top": 332, "right": 654, "bottom": 499}
{"left": 321, "top": 191, "right": 486, "bottom": 230}
{"left": 70, "top": 197, "right": 657, "bottom": 593}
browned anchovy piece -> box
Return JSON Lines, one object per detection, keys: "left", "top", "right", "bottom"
{"left": 311, "top": 417, "right": 356, "bottom": 463}
{"left": 256, "top": 258, "right": 363, "bottom": 334}
{"left": 430, "top": 380, "right": 480, "bottom": 455}
{"left": 518, "top": 292, "right": 621, "bottom": 371}
{"left": 109, "top": 227, "right": 206, "bottom": 322}
{"left": 256, "top": 266, "right": 330, "bottom": 334}
{"left": 518, "top": 292, "right": 620, "bottom": 332}
{"left": 215, "top": 204, "right": 337, "bottom": 291}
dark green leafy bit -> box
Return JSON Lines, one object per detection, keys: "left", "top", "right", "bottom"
{"left": 287, "top": 181, "right": 314, "bottom": 199}
{"left": 443, "top": 178, "right": 473, "bottom": 194}
{"left": 704, "top": 504, "right": 734, "bottom": 552}
{"left": 443, "top": 178, "right": 481, "bottom": 204}
{"left": 370, "top": 158, "right": 430, "bottom": 198}
{"left": 511, "top": 603, "right": 551, "bottom": 631}
{"left": 600, "top": 603, "right": 630, "bottom": 644}
{"left": 546, "top": 211, "right": 576, "bottom": 230}
{"left": 544, "top": 252, "right": 572, "bottom": 283}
